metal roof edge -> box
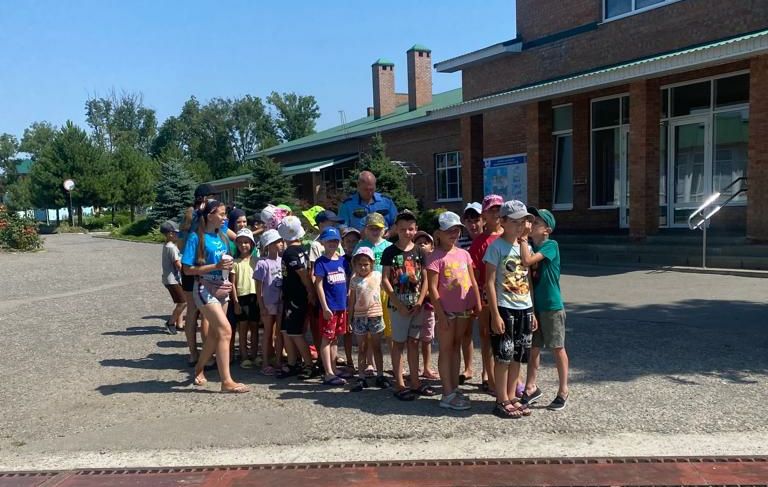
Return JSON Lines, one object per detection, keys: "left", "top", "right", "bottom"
{"left": 434, "top": 38, "right": 522, "bottom": 73}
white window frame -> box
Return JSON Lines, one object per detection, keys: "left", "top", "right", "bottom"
{"left": 602, "top": 0, "right": 683, "bottom": 22}
{"left": 590, "top": 93, "right": 629, "bottom": 209}
{"left": 434, "top": 151, "right": 463, "bottom": 202}
{"left": 552, "top": 103, "right": 574, "bottom": 211}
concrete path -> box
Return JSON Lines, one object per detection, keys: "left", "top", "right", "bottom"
{"left": 0, "top": 234, "right": 766, "bottom": 471}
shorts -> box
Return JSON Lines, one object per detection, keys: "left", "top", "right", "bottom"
{"left": 421, "top": 310, "right": 435, "bottom": 342}
{"left": 446, "top": 310, "right": 472, "bottom": 320}
{"left": 237, "top": 294, "right": 260, "bottom": 322}
{"left": 532, "top": 309, "right": 566, "bottom": 349}
{"left": 165, "top": 283, "right": 185, "bottom": 304}
{"left": 390, "top": 307, "right": 424, "bottom": 342}
{"left": 193, "top": 280, "right": 229, "bottom": 308}
{"left": 352, "top": 316, "right": 385, "bottom": 336}
{"left": 181, "top": 273, "right": 195, "bottom": 292}
{"left": 263, "top": 302, "right": 281, "bottom": 316}
{"left": 281, "top": 299, "right": 308, "bottom": 336}
{"left": 491, "top": 307, "right": 534, "bottom": 364}
{"left": 320, "top": 310, "right": 348, "bottom": 340}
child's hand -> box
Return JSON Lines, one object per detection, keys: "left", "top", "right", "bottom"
{"left": 531, "top": 314, "right": 539, "bottom": 332}
{"left": 491, "top": 314, "right": 505, "bottom": 334}
{"left": 472, "top": 302, "right": 483, "bottom": 317}
{"left": 322, "top": 308, "right": 332, "bottom": 321}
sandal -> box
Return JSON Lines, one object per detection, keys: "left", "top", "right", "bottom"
{"left": 297, "top": 365, "right": 315, "bottom": 380}
{"left": 411, "top": 383, "right": 437, "bottom": 397}
{"left": 275, "top": 364, "right": 299, "bottom": 379}
{"left": 322, "top": 376, "right": 347, "bottom": 386}
{"left": 511, "top": 400, "right": 533, "bottom": 416}
{"left": 492, "top": 400, "right": 523, "bottom": 419}
{"left": 350, "top": 378, "right": 368, "bottom": 392}
{"left": 393, "top": 388, "right": 417, "bottom": 401}
{"left": 220, "top": 383, "right": 250, "bottom": 394}
{"left": 260, "top": 366, "right": 277, "bottom": 376}
{"left": 335, "top": 357, "right": 348, "bottom": 366}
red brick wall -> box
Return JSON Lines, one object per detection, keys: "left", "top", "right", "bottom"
{"left": 407, "top": 49, "right": 433, "bottom": 110}
{"left": 373, "top": 64, "right": 396, "bottom": 118}
{"left": 464, "top": 0, "right": 768, "bottom": 100}
{"left": 747, "top": 55, "right": 768, "bottom": 241}
{"left": 516, "top": 0, "right": 600, "bottom": 41}
{"left": 629, "top": 79, "right": 661, "bottom": 238}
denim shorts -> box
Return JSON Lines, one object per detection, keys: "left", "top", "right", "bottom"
{"left": 490, "top": 307, "right": 533, "bottom": 364}
{"left": 352, "top": 316, "right": 385, "bottom": 336}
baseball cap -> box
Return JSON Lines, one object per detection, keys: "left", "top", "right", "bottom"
{"left": 342, "top": 226, "right": 361, "bottom": 238}
{"left": 318, "top": 226, "right": 341, "bottom": 242}
{"left": 277, "top": 215, "right": 305, "bottom": 241}
{"left": 259, "top": 229, "right": 282, "bottom": 249}
{"left": 528, "top": 207, "right": 556, "bottom": 231}
{"left": 365, "top": 212, "right": 386, "bottom": 229}
{"left": 353, "top": 246, "right": 375, "bottom": 262}
{"left": 437, "top": 211, "right": 465, "bottom": 231}
{"left": 414, "top": 230, "right": 433, "bottom": 243}
{"left": 500, "top": 200, "right": 533, "bottom": 220}
{"left": 235, "top": 228, "right": 255, "bottom": 245}
{"left": 159, "top": 220, "right": 179, "bottom": 234}
{"left": 194, "top": 183, "right": 216, "bottom": 199}
{"left": 482, "top": 194, "right": 504, "bottom": 212}
{"left": 394, "top": 209, "right": 417, "bottom": 223}
{"left": 463, "top": 202, "right": 482, "bottom": 217}
{"left": 315, "top": 210, "right": 344, "bottom": 224}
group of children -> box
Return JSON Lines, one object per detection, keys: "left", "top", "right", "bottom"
{"left": 159, "top": 192, "right": 569, "bottom": 417}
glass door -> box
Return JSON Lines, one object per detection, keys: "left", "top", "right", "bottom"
{"left": 619, "top": 126, "right": 630, "bottom": 228}
{"left": 670, "top": 117, "right": 710, "bottom": 226}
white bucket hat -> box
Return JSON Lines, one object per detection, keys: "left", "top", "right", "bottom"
{"left": 259, "top": 229, "right": 282, "bottom": 249}
{"left": 235, "top": 228, "right": 255, "bottom": 245}
{"left": 277, "top": 215, "right": 305, "bottom": 242}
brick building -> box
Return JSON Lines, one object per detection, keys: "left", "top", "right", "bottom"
{"left": 213, "top": 0, "right": 768, "bottom": 241}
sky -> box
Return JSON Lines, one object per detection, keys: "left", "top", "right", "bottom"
{"left": 0, "top": 1, "right": 517, "bottom": 142}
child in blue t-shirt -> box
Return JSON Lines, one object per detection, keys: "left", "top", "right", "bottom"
{"left": 313, "top": 226, "right": 351, "bottom": 386}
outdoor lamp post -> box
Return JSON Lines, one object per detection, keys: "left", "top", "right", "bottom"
{"left": 63, "top": 179, "right": 75, "bottom": 226}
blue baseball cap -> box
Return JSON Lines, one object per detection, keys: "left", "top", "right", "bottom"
{"left": 316, "top": 210, "right": 344, "bottom": 224}
{"left": 318, "top": 226, "right": 341, "bottom": 242}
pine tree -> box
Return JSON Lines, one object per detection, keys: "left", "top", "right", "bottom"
{"left": 346, "top": 133, "right": 418, "bottom": 213}
{"left": 237, "top": 155, "right": 296, "bottom": 215}
{"left": 148, "top": 158, "right": 196, "bottom": 224}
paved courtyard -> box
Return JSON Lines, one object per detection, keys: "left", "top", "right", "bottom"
{"left": 0, "top": 234, "right": 766, "bottom": 471}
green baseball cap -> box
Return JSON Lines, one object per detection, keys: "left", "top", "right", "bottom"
{"left": 528, "top": 207, "right": 556, "bottom": 231}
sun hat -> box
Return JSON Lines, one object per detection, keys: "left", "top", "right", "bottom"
{"left": 352, "top": 246, "right": 375, "bottom": 262}
{"left": 235, "top": 228, "right": 255, "bottom": 245}
{"left": 277, "top": 215, "right": 305, "bottom": 241}
{"left": 159, "top": 220, "right": 179, "bottom": 234}
{"left": 528, "top": 207, "right": 556, "bottom": 231}
{"left": 500, "top": 200, "right": 534, "bottom": 220}
{"left": 260, "top": 229, "right": 282, "bottom": 249}
{"left": 482, "top": 194, "right": 504, "bottom": 212}
{"left": 437, "top": 211, "right": 465, "bottom": 231}
{"left": 364, "top": 212, "right": 386, "bottom": 229}
{"left": 463, "top": 202, "right": 482, "bottom": 217}
{"left": 301, "top": 205, "right": 325, "bottom": 228}
{"left": 414, "top": 230, "right": 433, "bottom": 243}
{"left": 261, "top": 204, "right": 289, "bottom": 230}
{"left": 318, "top": 226, "right": 341, "bottom": 242}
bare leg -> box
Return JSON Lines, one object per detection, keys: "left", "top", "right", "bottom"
{"left": 479, "top": 307, "right": 495, "bottom": 392}
{"left": 184, "top": 291, "right": 199, "bottom": 362}
{"left": 461, "top": 319, "right": 474, "bottom": 378}
{"left": 406, "top": 338, "right": 421, "bottom": 390}
{"left": 290, "top": 335, "right": 313, "bottom": 365}
{"left": 196, "top": 303, "right": 247, "bottom": 391}
{"left": 173, "top": 303, "right": 186, "bottom": 328}
{"left": 356, "top": 334, "right": 367, "bottom": 380}
{"left": 452, "top": 318, "right": 471, "bottom": 388}
{"left": 344, "top": 332, "right": 354, "bottom": 366}
{"left": 320, "top": 337, "right": 337, "bottom": 378}
{"left": 436, "top": 317, "right": 457, "bottom": 393}
{"left": 525, "top": 346, "right": 541, "bottom": 395}
{"left": 249, "top": 321, "right": 259, "bottom": 360}
{"left": 200, "top": 316, "right": 209, "bottom": 346}
{"left": 494, "top": 361, "right": 510, "bottom": 404}
{"left": 370, "top": 332, "right": 384, "bottom": 376}
{"left": 391, "top": 340, "right": 406, "bottom": 389}
{"left": 421, "top": 341, "right": 437, "bottom": 378}
{"left": 237, "top": 322, "right": 248, "bottom": 362}
{"left": 552, "top": 347, "right": 569, "bottom": 397}
{"left": 261, "top": 315, "right": 275, "bottom": 367}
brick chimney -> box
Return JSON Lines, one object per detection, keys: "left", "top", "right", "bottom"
{"left": 372, "top": 58, "right": 396, "bottom": 119}
{"left": 407, "top": 44, "right": 432, "bottom": 111}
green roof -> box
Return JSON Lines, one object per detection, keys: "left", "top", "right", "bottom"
{"left": 409, "top": 44, "right": 431, "bottom": 52}
{"left": 207, "top": 154, "right": 358, "bottom": 187}
{"left": 372, "top": 58, "right": 395, "bottom": 66}
{"left": 15, "top": 159, "right": 33, "bottom": 175}
{"left": 256, "top": 88, "right": 462, "bottom": 158}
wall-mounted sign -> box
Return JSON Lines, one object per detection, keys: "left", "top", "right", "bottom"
{"left": 483, "top": 154, "right": 527, "bottom": 202}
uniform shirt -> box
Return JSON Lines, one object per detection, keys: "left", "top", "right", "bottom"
{"left": 313, "top": 255, "right": 348, "bottom": 312}
{"left": 161, "top": 242, "right": 181, "bottom": 285}
{"left": 532, "top": 239, "right": 563, "bottom": 311}
{"left": 483, "top": 238, "right": 533, "bottom": 310}
{"left": 338, "top": 192, "right": 398, "bottom": 231}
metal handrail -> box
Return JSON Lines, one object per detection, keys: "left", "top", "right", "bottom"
{"left": 687, "top": 176, "right": 748, "bottom": 269}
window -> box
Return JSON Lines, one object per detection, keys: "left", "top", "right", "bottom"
{"left": 591, "top": 95, "right": 629, "bottom": 207}
{"left": 713, "top": 109, "right": 748, "bottom": 201}
{"left": 552, "top": 105, "right": 573, "bottom": 209}
{"left": 435, "top": 151, "right": 462, "bottom": 201}
{"left": 604, "top": 0, "right": 674, "bottom": 20}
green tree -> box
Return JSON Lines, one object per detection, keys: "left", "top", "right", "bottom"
{"left": 346, "top": 133, "right": 418, "bottom": 213}
{"left": 226, "top": 95, "right": 279, "bottom": 165}
{"left": 4, "top": 177, "right": 32, "bottom": 211}
{"left": 148, "top": 158, "right": 196, "bottom": 224}
{"left": 0, "top": 133, "right": 19, "bottom": 199}
{"left": 85, "top": 91, "right": 157, "bottom": 154}
{"left": 19, "top": 122, "right": 57, "bottom": 161}
{"left": 114, "top": 146, "right": 157, "bottom": 222}
{"left": 267, "top": 92, "right": 320, "bottom": 141}
{"left": 236, "top": 155, "right": 296, "bottom": 215}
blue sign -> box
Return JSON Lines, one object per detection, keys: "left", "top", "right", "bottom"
{"left": 483, "top": 153, "right": 527, "bottom": 202}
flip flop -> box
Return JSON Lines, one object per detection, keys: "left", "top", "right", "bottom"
{"left": 193, "top": 374, "right": 207, "bottom": 386}
{"left": 411, "top": 383, "right": 436, "bottom": 397}
{"left": 393, "top": 388, "right": 417, "bottom": 401}
{"left": 322, "top": 376, "right": 347, "bottom": 386}
{"left": 220, "top": 384, "right": 250, "bottom": 393}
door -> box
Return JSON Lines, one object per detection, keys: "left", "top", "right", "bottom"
{"left": 670, "top": 117, "right": 711, "bottom": 226}
{"left": 619, "top": 126, "right": 630, "bottom": 228}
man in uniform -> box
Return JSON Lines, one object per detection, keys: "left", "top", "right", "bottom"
{"left": 338, "top": 171, "right": 398, "bottom": 231}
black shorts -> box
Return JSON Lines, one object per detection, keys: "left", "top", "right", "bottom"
{"left": 165, "top": 284, "right": 185, "bottom": 304}
{"left": 181, "top": 272, "right": 195, "bottom": 292}
{"left": 237, "top": 294, "right": 260, "bottom": 322}
{"left": 281, "top": 299, "right": 308, "bottom": 336}
{"left": 490, "top": 307, "right": 534, "bottom": 364}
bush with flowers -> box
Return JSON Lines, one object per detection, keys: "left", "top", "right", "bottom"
{"left": 0, "top": 204, "right": 44, "bottom": 251}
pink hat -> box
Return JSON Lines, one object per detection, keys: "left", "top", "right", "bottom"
{"left": 482, "top": 194, "right": 504, "bottom": 211}
{"left": 352, "top": 246, "right": 375, "bottom": 262}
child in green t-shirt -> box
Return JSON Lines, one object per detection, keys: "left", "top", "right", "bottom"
{"left": 519, "top": 208, "right": 569, "bottom": 411}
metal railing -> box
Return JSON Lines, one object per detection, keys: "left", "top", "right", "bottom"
{"left": 687, "top": 176, "right": 748, "bottom": 269}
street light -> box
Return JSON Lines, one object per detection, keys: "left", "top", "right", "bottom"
{"left": 63, "top": 179, "right": 75, "bottom": 226}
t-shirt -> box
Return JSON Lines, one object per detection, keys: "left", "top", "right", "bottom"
{"left": 181, "top": 232, "right": 229, "bottom": 281}
{"left": 281, "top": 244, "right": 309, "bottom": 304}
{"left": 350, "top": 271, "right": 383, "bottom": 318}
{"left": 232, "top": 256, "right": 257, "bottom": 297}
{"left": 354, "top": 239, "right": 392, "bottom": 272}
{"left": 380, "top": 243, "right": 425, "bottom": 307}
{"left": 253, "top": 257, "right": 282, "bottom": 306}
{"left": 308, "top": 239, "right": 344, "bottom": 267}
{"left": 532, "top": 239, "right": 563, "bottom": 311}
{"left": 161, "top": 242, "right": 181, "bottom": 285}
{"left": 457, "top": 233, "right": 473, "bottom": 250}
{"left": 483, "top": 237, "right": 533, "bottom": 310}
{"left": 468, "top": 232, "right": 501, "bottom": 292}
{"left": 314, "top": 256, "right": 348, "bottom": 312}
{"left": 426, "top": 247, "right": 476, "bottom": 313}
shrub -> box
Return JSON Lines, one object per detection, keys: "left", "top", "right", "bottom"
{"left": 417, "top": 207, "right": 447, "bottom": 236}
{"left": 0, "top": 204, "right": 44, "bottom": 251}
